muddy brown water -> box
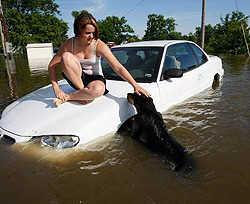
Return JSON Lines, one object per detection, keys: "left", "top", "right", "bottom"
{"left": 0, "top": 55, "right": 249, "bottom": 203}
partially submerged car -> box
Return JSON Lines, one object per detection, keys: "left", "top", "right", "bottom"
{"left": 0, "top": 40, "right": 224, "bottom": 148}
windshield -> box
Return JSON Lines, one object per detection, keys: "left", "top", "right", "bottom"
{"left": 101, "top": 47, "right": 164, "bottom": 83}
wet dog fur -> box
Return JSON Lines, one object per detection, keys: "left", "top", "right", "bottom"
{"left": 118, "top": 93, "right": 195, "bottom": 171}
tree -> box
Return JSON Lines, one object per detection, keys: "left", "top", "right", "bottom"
{"left": 188, "top": 11, "right": 249, "bottom": 54}
{"left": 70, "top": 11, "right": 135, "bottom": 44}
{"left": 127, "top": 35, "right": 141, "bottom": 43}
{"left": 2, "top": 0, "right": 68, "bottom": 52}
{"left": 182, "top": 32, "right": 198, "bottom": 42}
{"left": 191, "top": 24, "right": 215, "bottom": 52}
{"left": 193, "top": 25, "right": 214, "bottom": 44}
{"left": 71, "top": 10, "right": 88, "bottom": 19}
{"left": 98, "top": 16, "right": 134, "bottom": 44}
{"left": 209, "top": 11, "right": 249, "bottom": 54}
{"left": 2, "top": 0, "right": 60, "bottom": 15}
{"left": 143, "top": 13, "right": 181, "bottom": 41}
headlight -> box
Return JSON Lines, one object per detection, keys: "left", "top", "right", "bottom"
{"left": 32, "top": 135, "right": 80, "bottom": 148}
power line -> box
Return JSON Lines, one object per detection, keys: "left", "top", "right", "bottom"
{"left": 234, "top": 0, "right": 239, "bottom": 11}
{"left": 123, "top": 0, "right": 146, "bottom": 17}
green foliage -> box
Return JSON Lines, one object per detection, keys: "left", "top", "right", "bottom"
{"left": 127, "top": 35, "right": 141, "bottom": 43}
{"left": 70, "top": 11, "right": 137, "bottom": 44}
{"left": 142, "top": 11, "right": 249, "bottom": 55}
{"left": 211, "top": 11, "right": 249, "bottom": 54}
{"left": 2, "top": 2, "right": 248, "bottom": 55}
{"left": 98, "top": 16, "right": 134, "bottom": 44}
{"left": 182, "top": 32, "right": 198, "bottom": 42}
{"left": 143, "top": 13, "right": 182, "bottom": 41}
{"left": 2, "top": 0, "right": 68, "bottom": 53}
{"left": 71, "top": 10, "right": 88, "bottom": 19}
{"left": 2, "top": 0, "right": 60, "bottom": 15}
{"left": 193, "top": 11, "right": 249, "bottom": 54}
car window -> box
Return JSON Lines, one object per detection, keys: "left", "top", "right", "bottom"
{"left": 164, "top": 43, "right": 197, "bottom": 71}
{"left": 189, "top": 43, "right": 208, "bottom": 65}
{"left": 101, "top": 47, "right": 164, "bottom": 83}
{"left": 161, "top": 56, "right": 181, "bottom": 79}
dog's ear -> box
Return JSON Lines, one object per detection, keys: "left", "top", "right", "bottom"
{"left": 127, "top": 93, "right": 135, "bottom": 104}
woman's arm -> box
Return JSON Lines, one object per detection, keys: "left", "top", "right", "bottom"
{"left": 48, "top": 55, "right": 62, "bottom": 93}
{"left": 97, "top": 40, "right": 151, "bottom": 97}
{"left": 48, "top": 39, "right": 71, "bottom": 101}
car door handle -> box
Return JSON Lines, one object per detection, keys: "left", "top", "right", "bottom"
{"left": 198, "top": 74, "right": 203, "bottom": 81}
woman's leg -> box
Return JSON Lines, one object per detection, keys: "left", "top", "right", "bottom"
{"left": 61, "top": 52, "right": 84, "bottom": 90}
{"left": 54, "top": 80, "right": 105, "bottom": 107}
{"left": 66, "top": 80, "right": 105, "bottom": 102}
{"left": 53, "top": 52, "right": 106, "bottom": 106}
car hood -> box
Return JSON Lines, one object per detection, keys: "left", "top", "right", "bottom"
{"left": 0, "top": 80, "right": 159, "bottom": 145}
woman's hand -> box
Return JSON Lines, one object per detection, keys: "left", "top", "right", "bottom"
{"left": 97, "top": 40, "right": 151, "bottom": 98}
{"left": 54, "top": 88, "right": 67, "bottom": 102}
{"left": 134, "top": 85, "right": 151, "bottom": 98}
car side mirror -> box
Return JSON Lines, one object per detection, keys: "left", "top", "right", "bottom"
{"left": 163, "top": 68, "right": 183, "bottom": 79}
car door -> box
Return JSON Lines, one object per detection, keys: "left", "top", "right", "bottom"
{"left": 188, "top": 43, "right": 211, "bottom": 90}
{"left": 157, "top": 42, "right": 206, "bottom": 111}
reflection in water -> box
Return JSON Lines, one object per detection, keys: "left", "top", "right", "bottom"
{"left": 0, "top": 55, "right": 59, "bottom": 113}
{"left": 0, "top": 55, "right": 250, "bottom": 203}
{"left": 28, "top": 57, "right": 52, "bottom": 70}
{"left": 4, "top": 55, "right": 18, "bottom": 100}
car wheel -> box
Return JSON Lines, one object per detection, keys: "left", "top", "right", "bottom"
{"left": 212, "top": 74, "right": 220, "bottom": 90}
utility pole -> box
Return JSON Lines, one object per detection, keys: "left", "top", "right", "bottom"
{"left": 201, "top": 0, "right": 206, "bottom": 49}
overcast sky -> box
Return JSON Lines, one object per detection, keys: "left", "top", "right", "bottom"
{"left": 54, "top": 0, "right": 250, "bottom": 38}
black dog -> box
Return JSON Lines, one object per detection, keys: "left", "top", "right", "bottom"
{"left": 118, "top": 93, "right": 194, "bottom": 171}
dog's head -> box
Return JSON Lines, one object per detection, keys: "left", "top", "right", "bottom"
{"left": 127, "top": 93, "right": 156, "bottom": 113}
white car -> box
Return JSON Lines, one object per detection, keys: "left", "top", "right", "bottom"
{"left": 0, "top": 40, "right": 224, "bottom": 148}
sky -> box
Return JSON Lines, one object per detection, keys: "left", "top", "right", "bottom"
{"left": 54, "top": 0, "right": 250, "bottom": 38}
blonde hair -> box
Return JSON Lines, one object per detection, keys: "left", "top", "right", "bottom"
{"left": 73, "top": 12, "right": 99, "bottom": 39}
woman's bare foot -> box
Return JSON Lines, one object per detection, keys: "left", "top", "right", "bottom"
{"left": 78, "top": 99, "right": 94, "bottom": 105}
{"left": 54, "top": 98, "right": 94, "bottom": 107}
{"left": 53, "top": 98, "right": 64, "bottom": 107}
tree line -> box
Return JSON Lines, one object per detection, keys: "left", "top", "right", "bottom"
{"left": 1, "top": 0, "right": 68, "bottom": 53}
{"left": 1, "top": 0, "right": 249, "bottom": 55}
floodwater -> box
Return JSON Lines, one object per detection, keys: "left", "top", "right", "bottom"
{"left": 0, "top": 54, "right": 249, "bottom": 203}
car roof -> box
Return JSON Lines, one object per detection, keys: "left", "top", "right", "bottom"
{"left": 112, "top": 40, "right": 191, "bottom": 48}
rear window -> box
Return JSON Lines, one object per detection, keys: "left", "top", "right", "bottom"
{"left": 166, "top": 43, "right": 197, "bottom": 70}
{"left": 189, "top": 43, "right": 208, "bottom": 65}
